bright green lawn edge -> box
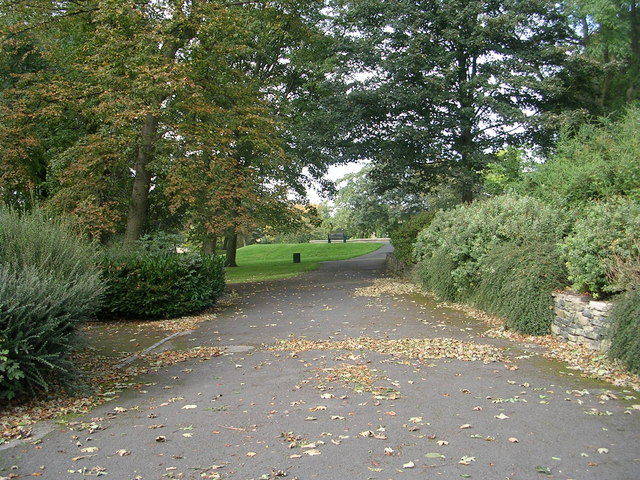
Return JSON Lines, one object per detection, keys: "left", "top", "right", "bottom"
{"left": 225, "top": 242, "right": 384, "bottom": 284}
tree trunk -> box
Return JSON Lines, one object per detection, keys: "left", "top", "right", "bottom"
{"left": 224, "top": 229, "right": 238, "bottom": 267}
{"left": 460, "top": 181, "right": 474, "bottom": 204}
{"left": 202, "top": 236, "right": 217, "bottom": 255}
{"left": 123, "top": 113, "right": 159, "bottom": 248}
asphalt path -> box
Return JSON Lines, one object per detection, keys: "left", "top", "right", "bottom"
{"left": 2, "top": 243, "right": 639, "bottom": 480}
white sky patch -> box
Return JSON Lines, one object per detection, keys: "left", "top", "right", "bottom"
{"left": 306, "top": 161, "right": 368, "bottom": 204}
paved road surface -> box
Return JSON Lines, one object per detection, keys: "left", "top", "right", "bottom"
{"left": 2, "top": 244, "right": 639, "bottom": 479}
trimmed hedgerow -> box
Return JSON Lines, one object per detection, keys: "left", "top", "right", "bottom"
{"left": 100, "top": 251, "right": 225, "bottom": 319}
{"left": 390, "top": 211, "right": 436, "bottom": 264}
{"left": 473, "top": 242, "right": 567, "bottom": 335}
{"left": 561, "top": 198, "right": 640, "bottom": 298}
{"left": 414, "top": 194, "right": 570, "bottom": 334}
{"left": 0, "top": 207, "right": 104, "bottom": 400}
{"left": 415, "top": 194, "right": 569, "bottom": 301}
{"left": 609, "top": 289, "right": 640, "bottom": 374}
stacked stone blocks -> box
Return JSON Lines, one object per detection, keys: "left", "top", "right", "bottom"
{"left": 551, "top": 292, "right": 613, "bottom": 351}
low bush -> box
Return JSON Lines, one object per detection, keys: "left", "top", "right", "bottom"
{"left": 414, "top": 194, "right": 569, "bottom": 334}
{"left": 100, "top": 251, "right": 225, "bottom": 319}
{"left": 473, "top": 242, "right": 567, "bottom": 334}
{"left": 609, "top": 289, "right": 640, "bottom": 374}
{"left": 561, "top": 198, "right": 640, "bottom": 297}
{"left": 0, "top": 207, "right": 104, "bottom": 400}
{"left": 519, "top": 106, "right": 640, "bottom": 207}
{"left": 390, "top": 211, "right": 436, "bottom": 264}
{"left": 415, "top": 194, "right": 569, "bottom": 301}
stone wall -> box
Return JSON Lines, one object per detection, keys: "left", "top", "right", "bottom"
{"left": 551, "top": 292, "right": 613, "bottom": 351}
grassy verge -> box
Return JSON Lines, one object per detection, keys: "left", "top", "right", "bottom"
{"left": 225, "top": 242, "right": 384, "bottom": 284}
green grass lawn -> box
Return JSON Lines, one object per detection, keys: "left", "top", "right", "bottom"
{"left": 224, "top": 242, "right": 384, "bottom": 284}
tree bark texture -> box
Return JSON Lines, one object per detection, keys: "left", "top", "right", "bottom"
{"left": 123, "top": 113, "right": 159, "bottom": 248}
{"left": 224, "top": 229, "right": 238, "bottom": 267}
{"left": 202, "top": 236, "right": 218, "bottom": 255}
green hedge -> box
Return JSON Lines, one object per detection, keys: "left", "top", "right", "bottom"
{"left": 561, "top": 198, "right": 640, "bottom": 298}
{"left": 414, "top": 195, "right": 569, "bottom": 334}
{"left": 0, "top": 207, "right": 103, "bottom": 400}
{"left": 415, "top": 194, "right": 569, "bottom": 299}
{"left": 100, "top": 251, "right": 225, "bottom": 319}
{"left": 518, "top": 106, "right": 640, "bottom": 207}
{"left": 473, "top": 242, "right": 567, "bottom": 334}
{"left": 390, "top": 211, "right": 435, "bottom": 264}
{"left": 609, "top": 289, "right": 640, "bottom": 374}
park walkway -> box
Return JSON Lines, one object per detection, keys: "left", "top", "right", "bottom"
{"left": 2, "top": 244, "right": 639, "bottom": 479}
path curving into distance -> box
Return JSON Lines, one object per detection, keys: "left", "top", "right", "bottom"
{"left": 2, "top": 242, "right": 639, "bottom": 479}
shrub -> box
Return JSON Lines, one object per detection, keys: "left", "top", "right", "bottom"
{"left": 561, "top": 198, "right": 640, "bottom": 297}
{"left": 390, "top": 211, "right": 436, "bottom": 264}
{"left": 609, "top": 289, "right": 640, "bottom": 374}
{"left": 414, "top": 194, "right": 569, "bottom": 301}
{"left": 417, "top": 249, "right": 458, "bottom": 301}
{"left": 519, "top": 106, "right": 640, "bottom": 207}
{"left": 100, "top": 251, "right": 225, "bottom": 319}
{"left": 473, "top": 242, "right": 567, "bottom": 334}
{"left": 136, "top": 231, "right": 186, "bottom": 254}
{"left": 414, "top": 194, "right": 570, "bottom": 334}
{"left": 0, "top": 207, "right": 104, "bottom": 400}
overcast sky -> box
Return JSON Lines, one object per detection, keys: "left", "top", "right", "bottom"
{"left": 306, "top": 161, "right": 366, "bottom": 204}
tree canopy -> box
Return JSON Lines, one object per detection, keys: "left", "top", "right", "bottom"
{"left": 1, "top": 0, "right": 638, "bottom": 249}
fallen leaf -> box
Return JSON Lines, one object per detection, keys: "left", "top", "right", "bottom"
{"left": 459, "top": 456, "right": 476, "bottom": 465}
{"left": 80, "top": 447, "right": 98, "bottom": 453}
{"left": 437, "top": 440, "right": 449, "bottom": 446}
{"left": 246, "top": 452, "right": 257, "bottom": 457}
{"left": 535, "top": 466, "right": 551, "bottom": 475}
{"left": 115, "top": 449, "right": 130, "bottom": 456}
{"left": 181, "top": 405, "right": 197, "bottom": 410}
{"left": 402, "top": 461, "right": 415, "bottom": 469}
{"left": 386, "top": 411, "right": 397, "bottom": 416}
{"left": 155, "top": 436, "right": 166, "bottom": 442}
{"left": 304, "top": 449, "right": 322, "bottom": 456}
{"left": 425, "top": 452, "right": 446, "bottom": 459}
{"left": 494, "top": 413, "right": 510, "bottom": 420}
{"left": 597, "top": 448, "right": 609, "bottom": 454}
{"left": 508, "top": 437, "right": 519, "bottom": 443}
{"left": 459, "top": 424, "right": 472, "bottom": 429}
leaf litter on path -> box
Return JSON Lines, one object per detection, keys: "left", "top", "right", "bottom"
{"left": 353, "top": 278, "right": 640, "bottom": 390}
{"left": 1, "top": 346, "right": 222, "bottom": 444}
{"left": 269, "top": 337, "right": 504, "bottom": 364}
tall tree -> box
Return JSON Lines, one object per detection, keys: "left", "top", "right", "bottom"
{"left": 0, "top": 0, "right": 339, "bottom": 247}
{"left": 332, "top": 165, "right": 430, "bottom": 237}
{"left": 565, "top": 0, "right": 640, "bottom": 112}
{"left": 328, "top": 0, "right": 575, "bottom": 202}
